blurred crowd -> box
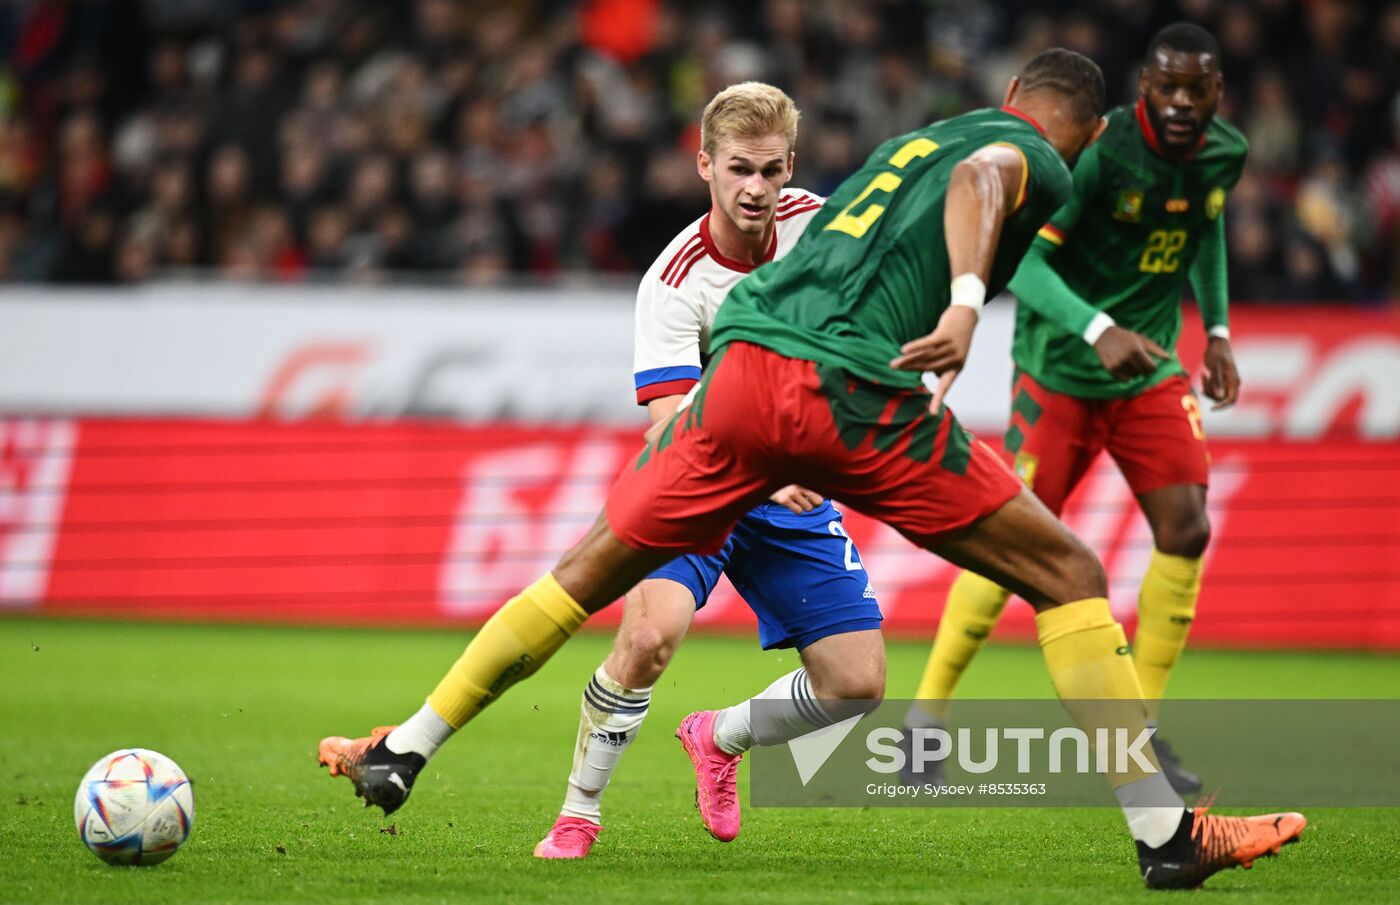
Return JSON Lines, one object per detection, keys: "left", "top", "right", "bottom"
{"left": 0, "top": 0, "right": 1396, "bottom": 301}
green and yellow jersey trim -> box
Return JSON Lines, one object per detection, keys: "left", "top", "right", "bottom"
{"left": 988, "top": 141, "right": 1030, "bottom": 213}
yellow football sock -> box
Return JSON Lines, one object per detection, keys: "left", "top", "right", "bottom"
{"left": 1036, "top": 597, "right": 1160, "bottom": 787}
{"left": 1132, "top": 549, "right": 1203, "bottom": 723}
{"left": 910, "top": 571, "right": 1011, "bottom": 723}
{"left": 426, "top": 573, "right": 589, "bottom": 728}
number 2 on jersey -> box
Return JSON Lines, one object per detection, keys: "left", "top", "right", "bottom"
{"left": 1181, "top": 394, "right": 1205, "bottom": 440}
{"left": 823, "top": 137, "right": 940, "bottom": 239}
{"left": 827, "top": 521, "right": 864, "bottom": 571}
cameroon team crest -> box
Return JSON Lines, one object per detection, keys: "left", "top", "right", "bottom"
{"left": 1013, "top": 452, "right": 1039, "bottom": 488}
{"left": 1113, "top": 189, "right": 1144, "bottom": 222}
{"left": 1206, "top": 186, "right": 1226, "bottom": 220}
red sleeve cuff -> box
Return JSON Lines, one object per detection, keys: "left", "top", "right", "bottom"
{"left": 636, "top": 378, "right": 699, "bottom": 406}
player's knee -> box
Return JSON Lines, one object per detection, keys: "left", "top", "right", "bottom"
{"left": 1155, "top": 511, "right": 1211, "bottom": 558}
{"left": 809, "top": 665, "right": 885, "bottom": 709}
{"left": 1057, "top": 541, "right": 1108, "bottom": 601}
{"left": 613, "top": 621, "right": 677, "bottom": 687}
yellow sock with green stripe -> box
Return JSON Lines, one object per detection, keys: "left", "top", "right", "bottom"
{"left": 908, "top": 571, "right": 1011, "bottom": 724}
{"left": 1036, "top": 597, "right": 1162, "bottom": 787}
{"left": 1038, "top": 598, "right": 1184, "bottom": 843}
{"left": 426, "top": 573, "right": 589, "bottom": 728}
{"left": 1132, "top": 550, "right": 1203, "bottom": 723}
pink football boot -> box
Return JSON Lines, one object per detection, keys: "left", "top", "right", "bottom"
{"left": 676, "top": 710, "right": 742, "bottom": 841}
{"left": 533, "top": 816, "right": 602, "bottom": 859}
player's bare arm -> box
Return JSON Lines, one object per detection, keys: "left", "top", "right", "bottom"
{"left": 643, "top": 394, "right": 685, "bottom": 445}
{"left": 944, "top": 144, "right": 1025, "bottom": 283}
{"left": 891, "top": 144, "right": 1026, "bottom": 407}
{"left": 645, "top": 395, "right": 684, "bottom": 426}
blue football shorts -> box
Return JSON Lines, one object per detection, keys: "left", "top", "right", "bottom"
{"left": 646, "top": 499, "right": 882, "bottom": 650}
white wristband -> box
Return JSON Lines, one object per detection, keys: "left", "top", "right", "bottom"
{"left": 1082, "top": 312, "right": 1116, "bottom": 345}
{"left": 1208, "top": 325, "right": 1231, "bottom": 340}
{"left": 949, "top": 274, "right": 986, "bottom": 312}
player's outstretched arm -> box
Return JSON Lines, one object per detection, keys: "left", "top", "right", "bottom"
{"left": 892, "top": 145, "right": 1026, "bottom": 408}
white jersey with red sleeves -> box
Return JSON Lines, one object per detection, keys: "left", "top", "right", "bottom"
{"left": 632, "top": 188, "right": 824, "bottom": 405}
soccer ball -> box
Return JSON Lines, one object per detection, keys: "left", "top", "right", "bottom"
{"left": 73, "top": 748, "right": 194, "bottom": 865}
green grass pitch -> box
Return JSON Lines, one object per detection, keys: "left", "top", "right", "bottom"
{"left": 3, "top": 617, "right": 1399, "bottom": 904}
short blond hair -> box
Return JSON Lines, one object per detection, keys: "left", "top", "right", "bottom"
{"left": 700, "top": 82, "right": 800, "bottom": 157}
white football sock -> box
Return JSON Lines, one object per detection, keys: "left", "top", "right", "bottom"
{"left": 713, "top": 701, "right": 752, "bottom": 754}
{"left": 713, "top": 668, "right": 835, "bottom": 754}
{"left": 385, "top": 703, "right": 454, "bottom": 760}
{"left": 1116, "top": 773, "right": 1186, "bottom": 848}
{"left": 559, "top": 666, "right": 652, "bottom": 823}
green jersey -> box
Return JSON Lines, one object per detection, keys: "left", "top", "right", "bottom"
{"left": 1011, "top": 102, "right": 1248, "bottom": 398}
{"left": 710, "top": 107, "right": 1073, "bottom": 389}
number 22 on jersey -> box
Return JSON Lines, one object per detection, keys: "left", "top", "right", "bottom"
{"left": 1139, "top": 228, "right": 1186, "bottom": 273}
{"left": 823, "top": 138, "right": 940, "bottom": 239}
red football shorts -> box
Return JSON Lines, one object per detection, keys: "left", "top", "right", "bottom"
{"left": 606, "top": 341, "right": 1022, "bottom": 554}
{"left": 1002, "top": 371, "right": 1210, "bottom": 516}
